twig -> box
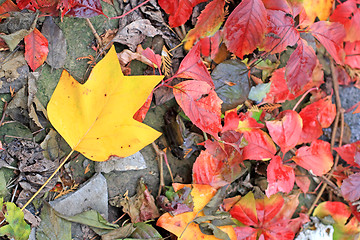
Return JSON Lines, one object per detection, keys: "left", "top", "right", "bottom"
{"left": 152, "top": 142, "right": 174, "bottom": 196}
{"left": 21, "top": 149, "right": 75, "bottom": 211}
{"left": 85, "top": 18, "right": 102, "bottom": 48}
{"left": 0, "top": 100, "right": 8, "bottom": 126}
{"left": 307, "top": 59, "right": 344, "bottom": 215}
{"left": 110, "top": 0, "right": 151, "bottom": 19}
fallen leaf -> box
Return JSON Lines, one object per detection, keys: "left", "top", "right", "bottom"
{"left": 158, "top": 0, "right": 208, "bottom": 27}
{"left": 292, "top": 139, "right": 333, "bottom": 176}
{"left": 173, "top": 80, "right": 222, "bottom": 137}
{"left": 285, "top": 38, "right": 317, "bottom": 93}
{"left": 184, "top": 0, "right": 225, "bottom": 50}
{"left": 241, "top": 129, "right": 276, "bottom": 161}
{"left": 24, "top": 28, "right": 49, "bottom": 71}
{"left": 265, "top": 156, "right": 295, "bottom": 197}
{"left": 262, "top": 0, "right": 292, "bottom": 13}
{"left": 222, "top": 0, "right": 267, "bottom": 59}
{"left": 157, "top": 184, "right": 236, "bottom": 239}
{"left": 310, "top": 21, "right": 346, "bottom": 65}
{"left": 294, "top": 168, "right": 310, "bottom": 194}
{"left": 344, "top": 41, "right": 360, "bottom": 69}
{"left": 47, "top": 46, "right": 163, "bottom": 161}
{"left": 0, "top": 0, "right": 20, "bottom": 20}
{"left": 341, "top": 172, "right": 360, "bottom": 202}
{"left": 266, "top": 110, "right": 303, "bottom": 154}
{"left": 334, "top": 141, "right": 360, "bottom": 167}
{"left": 41, "top": 16, "right": 66, "bottom": 69}
{"left": 263, "top": 67, "right": 296, "bottom": 103}
{"left": 302, "top": 0, "right": 334, "bottom": 22}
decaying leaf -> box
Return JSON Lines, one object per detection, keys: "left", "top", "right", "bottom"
{"left": 47, "top": 46, "right": 163, "bottom": 161}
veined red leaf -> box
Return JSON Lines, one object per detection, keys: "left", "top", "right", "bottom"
{"left": 230, "top": 192, "right": 258, "bottom": 226}
{"left": 334, "top": 141, "right": 360, "bottom": 167}
{"left": 192, "top": 149, "right": 242, "bottom": 189}
{"left": 344, "top": 9, "right": 360, "bottom": 42}
{"left": 262, "top": 0, "right": 292, "bottom": 14}
{"left": 285, "top": 38, "right": 317, "bottom": 93}
{"left": 341, "top": 172, "right": 360, "bottom": 202}
{"left": 234, "top": 227, "right": 258, "bottom": 240}
{"left": 175, "top": 43, "right": 214, "bottom": 88}
{"left": 330, "top": 0, "right": 357, "bottom": 24}
{"left": 222, "top": 0, "right": 267, "bottom": 59}
{"left": 263, "top": 68, "right": 295, "bottom": 103}
{"left": 310, "top": 21, "right": 346, "bottom": 65}
{"left": 173, "top": 80, "right": 222, "bottom": 137}
{"left": 241, "top": 129, "right": 276, "bottom": 160}
{"left": 292, "top": 139, "right": 333, "bottom": 176}
{"left": 0, "top": 0, "right": 20, "bottom": 19}
{"left": 158, "top": 0, "right": 208, "bottom": 28}
{"left": 184, "top": 0, "right": 225, "bottom": 50}
{"left": 345, "top": 41, "right": 360, "bottom": 69}
{"left": 298, "top": 96, "right": 336, "bottom": 144}
{"left": 199, "top": 31, "right": 221, "bottom": 59}
{"left": 263, "top": 10, "right": 300, "bottom": 54}
{"left": 266, "top": 110, "right": 303, "bottom": 154}
{"left": 24, "top": 28, "right": 49, "bottom": 71}
{"left": 265, "top": 156, "right": 295, "bottom": 197}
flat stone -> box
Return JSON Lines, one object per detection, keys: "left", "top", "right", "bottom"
{"left": 49, "top": 173, "right": 108, "bottom": 220}
{"left": 95, "top": 151, "right": 146, "bottom": 173}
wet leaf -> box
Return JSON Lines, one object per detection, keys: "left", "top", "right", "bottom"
{"left": 265, "top": 156, "right": 295, "bottom": 197}
{"left": 223, "top": 0, "right": 267, "bottom": 59}
{"left": 41, "top": 16, "right": 66, "bottom": 69}
{"left": 211, "top": 59, "right": 250, "bottom": 111}
{"left": 47, "top": 46, "right": 163, "bottom": 161}
{"left": 173, "top": 80, "right": 222, "bottom": 137}
{"left": 266, "top": 110, "right": 303, "bottom": 154}
{"left": 292, "top": 139, "right": 333, "bottom": 176}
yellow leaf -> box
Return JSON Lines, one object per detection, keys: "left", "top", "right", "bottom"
{"left": 303, "top": 0, "right": 334, "bottom": 23}
{"left": 47, "top": 46, "right": 163, "bottom": 161}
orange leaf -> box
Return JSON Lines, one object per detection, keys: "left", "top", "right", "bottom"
{"left": 302, "top": 0, "right": 334, "bottom": 23}
{"left": 184, "top": 0, "right": 225, "bottom": 50}
{"left": 24, "top": 28, "right": 49, "bottom": 71}
{"left": 156, "top": 184, "right": 236, "bottom": 239}
{"left": 292, "top": 139, "right": 333, "bottom": 176}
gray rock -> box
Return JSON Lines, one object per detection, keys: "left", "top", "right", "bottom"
{"left": 49, "top": 173, "right": 108, "bottom": 220}
{"left": 95, "top": 151, "right": 147, "bottom": 173}
{"left": 339, "top": 86, "right": 360, "bottom": 143}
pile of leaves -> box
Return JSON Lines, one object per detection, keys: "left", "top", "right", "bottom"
{"left": 0, "top": 0, "right": 360, "bottom": 239}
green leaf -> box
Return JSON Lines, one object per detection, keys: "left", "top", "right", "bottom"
{"left": 36, "top": 202, "right": 71, "bottom": 240}
{"left": 0, "top": 200, "right": 31, "bottom": 240}
{"left": 130, "top": 222, "right": 163, "bottom": 239}
{"left": 203, "top": 185, "right": 228, "bottom": 216}
{"left": 199, "top": 222, "right": 231, "bottom": 240}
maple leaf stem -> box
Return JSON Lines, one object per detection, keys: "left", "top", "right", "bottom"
{"left": 21, "top": 149, "right": 75, "bottom": 211}
{"left": 292, "top": 87, "right": 318, "bottom": 112}
{"left": 110, "top": 0, "right": 151, "bottom": 20}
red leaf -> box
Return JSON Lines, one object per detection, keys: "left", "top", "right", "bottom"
{"left": 0, "top": 0, "right": 20, "bottom": 19}
{"left": 141, "top": 48, "right": 162, "bottom": 70}
{"left": 310, "top": 21, "right": 346, "bottom": 65}
{"left": 298, "top": 96, "right": 336, "bottom": 144}
{"left": 241, "top": 129, "right": 276, "bottom": 160}
{"left": 222, "top": 108, "right": 240, "bottom": 132}
{"left": 24, "top": 28, "right": 49, "bottom": 71}
{"left": 158, "top": 0, "right": 208, "bottom": 28}
{"left": 16, "top": 0, "right": 39, "bottom": 11}
{"left": 230, "top": 192, "right": 258, "bottom": 226}
{"left": 234, "top": 227, "right": 258, "bottom": 240}
{"left": 222, "top": 0, "right": 267, "bottom": 59}
{"left": 266, "top": 110, "right": 303, "bottom": 154}
{"left": 341, "top": 172, "right": 360, "bottom": 202}
{"left": 263, "top": 10, "right": 300, "bottom": 54}
{"left": 64, "top": 0, "right": 105, "bottom": 18}
{"left": 199, "top": 31, "right": 221, "bottom": 59}
{"left": 133, "top": 92, "right": 153, "bottom": 122}
{"left": 265, "top": 156, "right": 295, "bottom": 197}
{"left": 184, "top": 0, "right": 225, "bottom": 50}
{"left": 285, "top": 38, "right": 317, "bottom": 93}
{"left": 262, "top": 0, "right": 292, "bottom": 13}
{"left": 330, "top": 0, "right": 357, "bottom": 24}
{"left": 263, "top": 68, "right": 295, "bottom": 103}
{"left": 295, "top": 168, "right": 310, "bottom": 194}
{"left": 175, "top": 43, "right": 214, "bottom": 88}
{"left": 173, "top": 80, "right": 222, "bottom": 136}
{"left": 344, "top": 41, "right": 360, "bottom": 69}
{"left": 334, "top": 141, "right": 360, "bottom": 167}
{"left": 192, "top": 149, "right": 242, "bottom": 189}
{"left": 292, "top": 139, "right": 333, "bottom": 176}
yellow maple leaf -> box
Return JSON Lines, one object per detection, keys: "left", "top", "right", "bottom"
{"left": 47, "top": 46, "right": 163, "bottom": 161}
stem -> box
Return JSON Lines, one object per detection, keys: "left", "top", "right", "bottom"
{"left": 85, "top": 18, "right": 102, "bottom": 48}
{"left": 21, "top": 149, "right": 75, "bottom": 211}
{"left": 110, "top": 0, "right": 151, "bottom": 20}
{"left": 292, "top": 87, "right": 318, "bottom": 112}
